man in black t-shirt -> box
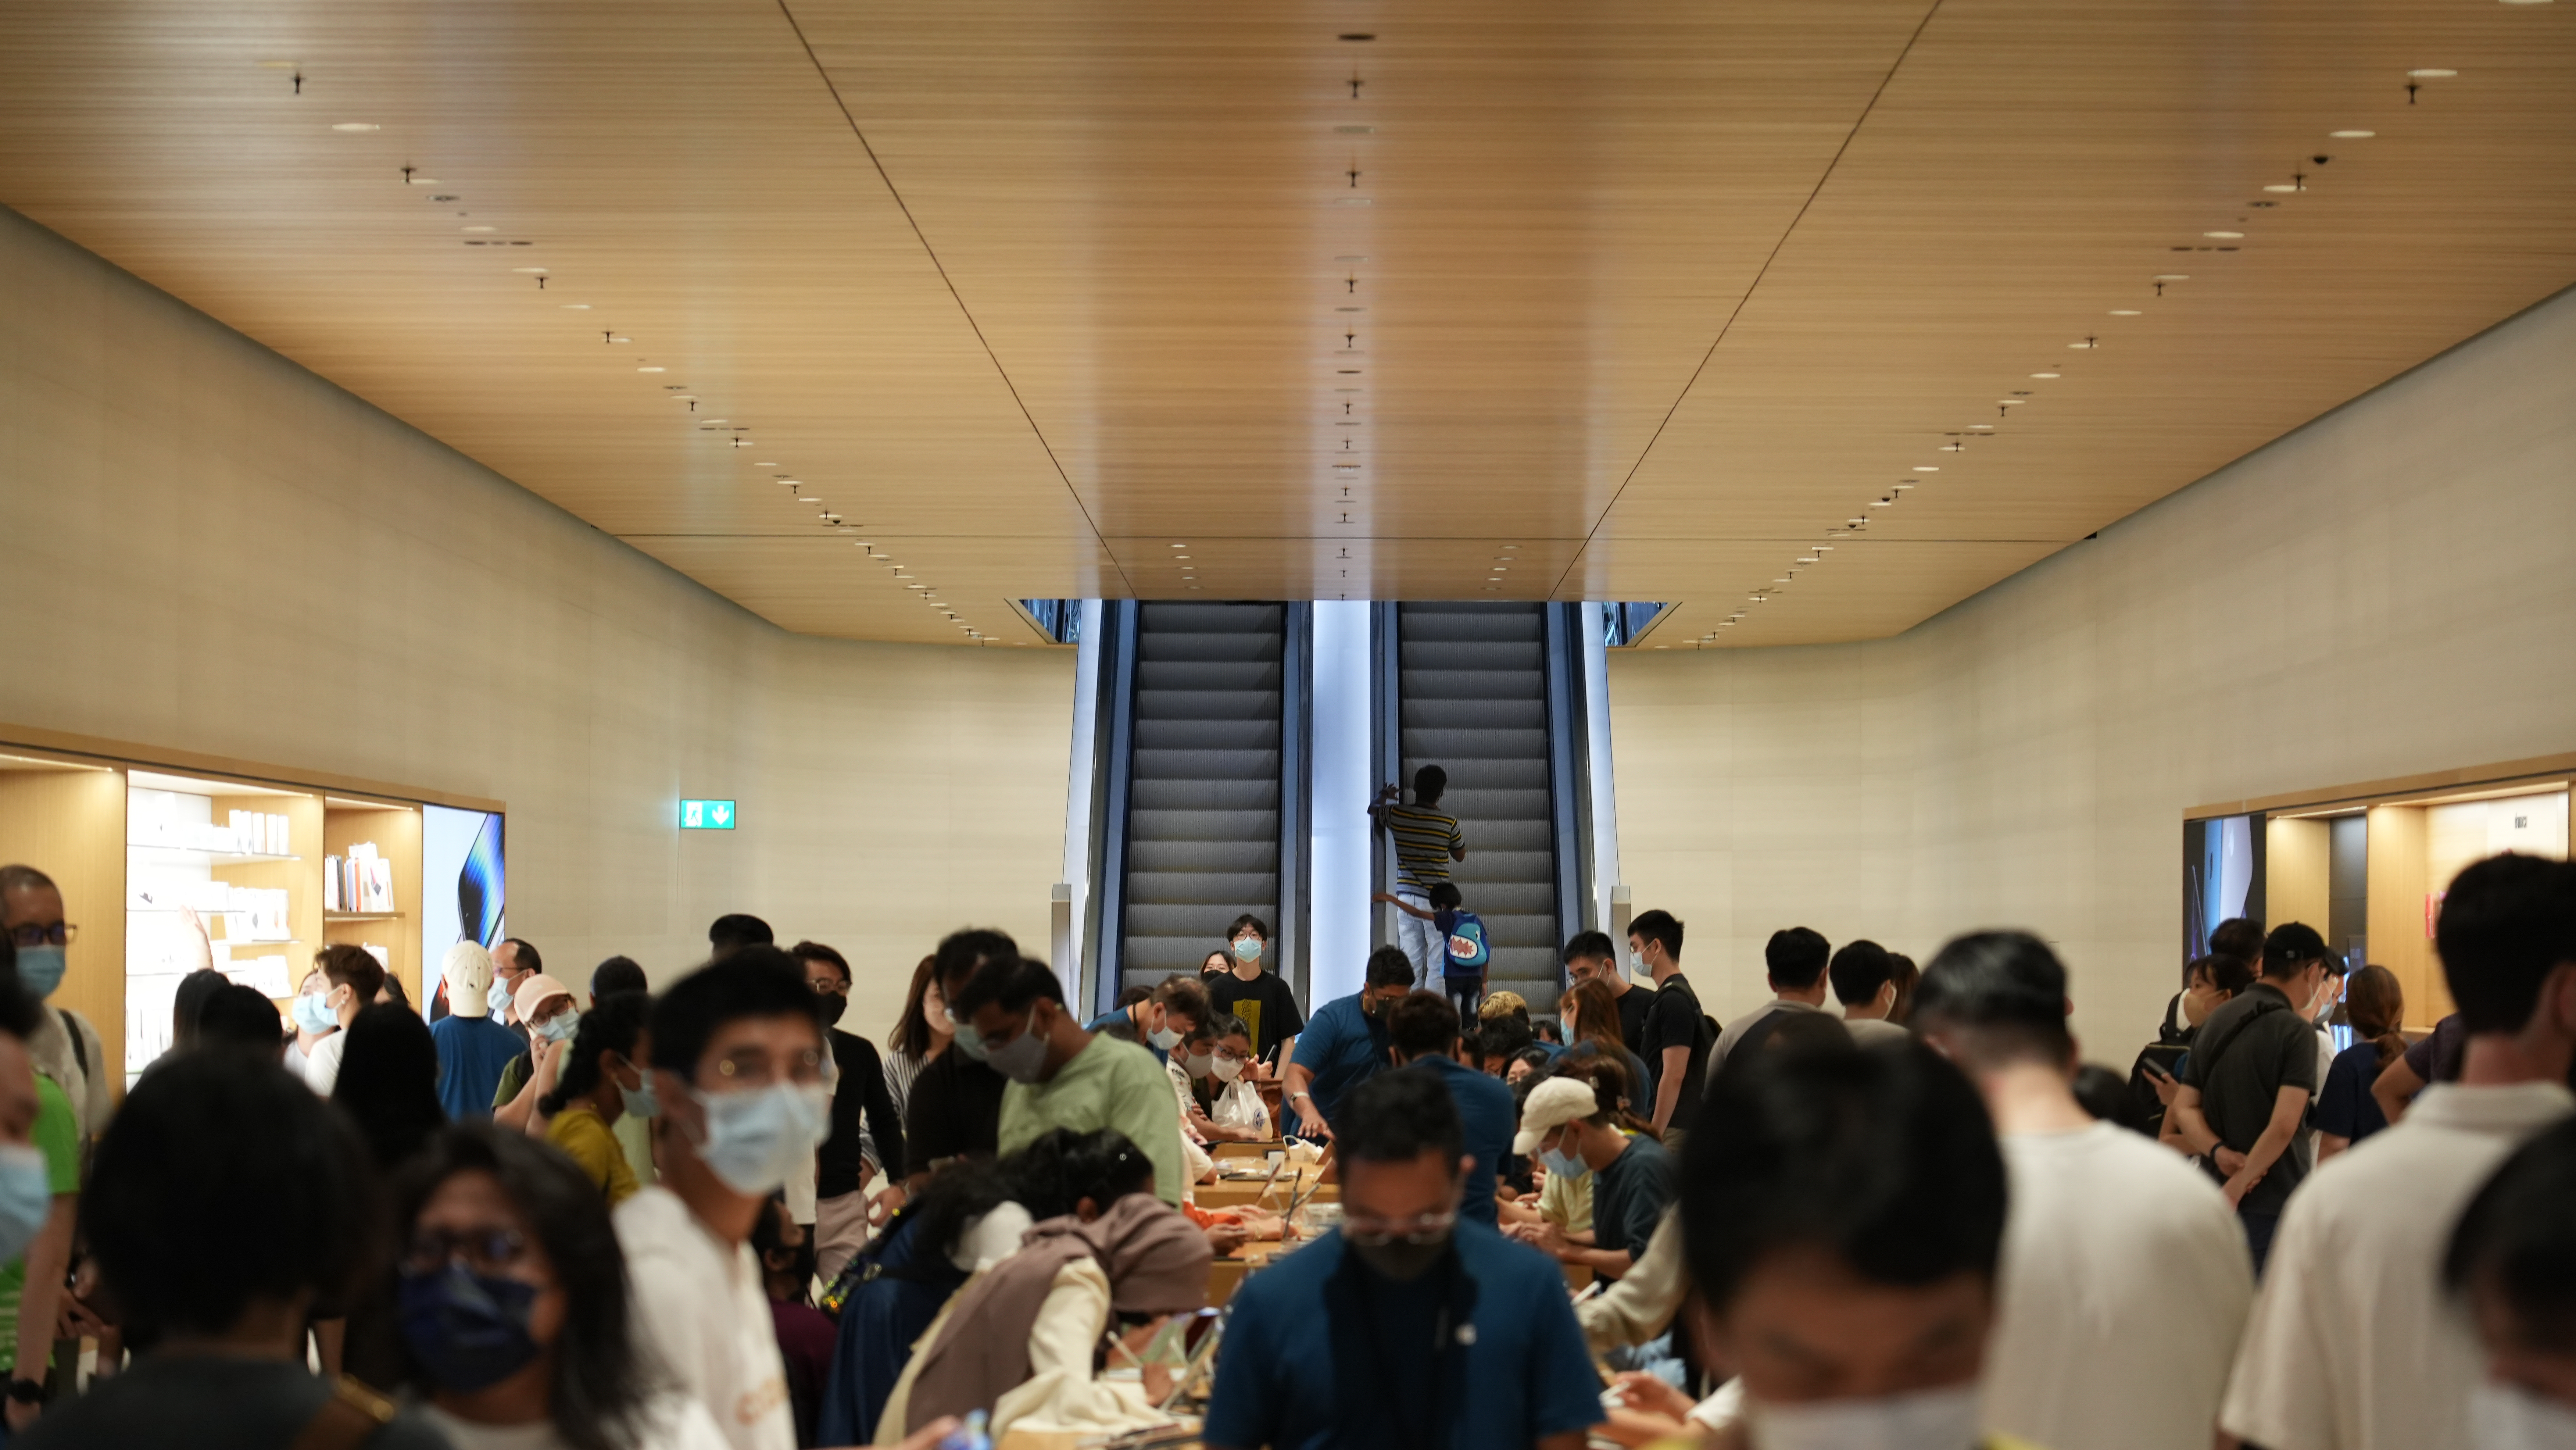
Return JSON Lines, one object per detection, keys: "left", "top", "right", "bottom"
{"left": 1629, "top": 910, "right": 1711, "bottom": 1146}
{"left": 2167, "top": 922, "right": 2336, "bottom": 1272}
{"left": 1563, "top": 931, "right": 1652, "bottom": 1057}
{"left": 1206, "top": 913, "right": 1306, "bottom": 1072}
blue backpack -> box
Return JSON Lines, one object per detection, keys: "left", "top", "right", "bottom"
{"left": 1443, "top": 911, "right": 1491, "bottom": 977}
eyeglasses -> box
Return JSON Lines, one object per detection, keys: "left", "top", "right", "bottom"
{"left": 710, "top": 1045, "right": 828, "bottom": 1089}
{"left": 808, "top": 978, "right": 848, "bottom": 997}
{"left": 403, "top": 1226, "right": 528, "bottom": 1277}
{"left": 1342, "top": 1210, "right": 1456, "bottom": 1248}
{"left": 5, "top": 924, "right": 74, "bottom": 949}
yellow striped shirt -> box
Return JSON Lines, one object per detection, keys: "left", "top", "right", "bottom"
{"left": 1381, "top": 803, "right": 1463, "bottom": 886}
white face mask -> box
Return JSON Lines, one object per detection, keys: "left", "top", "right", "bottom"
{"left": 2474, "top": 1382, "right": 2576, "bottom": 1450}
{"left": 1212, "top": 1056, "right": 1246, "bottom": 1083}
{"left": 1748, "top": 1383, "right": 1983, "bottom": 1450}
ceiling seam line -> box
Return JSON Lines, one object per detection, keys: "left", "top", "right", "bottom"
{"left": 1548, "top": 0, "right": 1950, "bottom": 602}
{"left": 770, "top": 0, "right": 1137, "bottom": 598}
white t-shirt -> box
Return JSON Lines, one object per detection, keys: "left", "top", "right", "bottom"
{"left": 2222, "top": 1081, "right": 2576, "bottom": 1450}
{"left": 422, "top": 1395, "right": 733, "bottom": 1450}
{"left": 613, "top": 1187, "right": 797, "bottom": 1450}
{"left": 303, "top": 1029, "right": 349, "bottom": 1097}
{"left": 1986, "top": 1122, "right": 2254, "bottom": 1450}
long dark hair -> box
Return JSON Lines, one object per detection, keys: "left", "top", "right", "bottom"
{"left": 538, "top": 992, "right": 648, "bottom": 1118}
{"left": 395, "top": 1125, "right": 656, "bottom": 1450}
{"left": 2346, "top": 963, "right": 2408, "bottom": 1068}
{"left": 891, "top": 953, "right": 940, "bottom": 1060}
{"left": 331, "top": 1003, "right": 446, "bottom": 1173}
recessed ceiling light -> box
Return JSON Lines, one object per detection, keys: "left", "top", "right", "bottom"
{"left": 462, "top": 225, "right": 495, "bottom": 233}
{"left": 407, "top": 177, "right": 441, "bottom": 185}
{"left": 2263, "top": 184, "right": 2302, "bottom": 193}
{"left": 258, "top": 59, "right": 300, "bottom": 68}
{"left": 330, "top": 122, "right": 379, "bottom": 132}
{"left": 2329, "top": 130, "right": 2376, "bottom": 139}
{"left": 512, "top": 266, "right": 547, "bottom": 274}
{"left": 2154, "top": 274, "right": 2190, "bottom": 281}
{"left": 2109, "top": 308, "right": 2141, "bottom": 315}
{"left": 2030, "top": 372, "right": 2060, "bottom": 379}
{"left": 609, "top": 336, "right": 632, "bottom": 343}
{"left": 637, "top": 366, "right": 665, "bottom": 373}
{"left": 1998, "top": 399, "right": 2025, "bottom": 406}
{"left": 1968, "top": 424, "right": 1993, "bottom": 431}
{"left": 2069, "top": 340, "right": 2097, "bottom": 349}
{"left": 1913, "top": 466, "right": 1940, "bottom": 472}
{"left": 2204, "top": 230, "right": 2245, "bottom": 239}
{"left": 1796, "top": 556, "right": 1818, "bottom": 564}
{"left": 1170, "top": 543, "right": 1188, "bottom": 548}
{"left": 756, "top": 462, "right": 778, "bottom": 467}
{"left": 2408, "top": 68, "right": 2458, "bottom": 77}
{"left": 561, "top": 303, "right": 591, "bottom": 310}
{"left": 798, "top": 495, "right": 820, "bottom": 503}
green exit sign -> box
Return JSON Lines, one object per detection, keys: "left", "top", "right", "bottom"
{"left": 679, "top": 799, "right": 737, "bottom": 831}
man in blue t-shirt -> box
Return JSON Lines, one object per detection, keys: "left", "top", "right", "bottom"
{"left": 429, "top": 942, "right": 523, "bottom": 1122}
{"left": 1205, "top": 1068, "right": 1603, "bottom": 1450}
{"left": 1384, "top": 990, "right": 1516, "bottom": 1227}
{"left": 1280, "top": 946, "right": 1416, "bottom": 1141}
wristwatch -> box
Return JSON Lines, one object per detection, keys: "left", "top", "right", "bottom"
{"left": 8, "top": 1377, "right": 43, "bottom": 1406}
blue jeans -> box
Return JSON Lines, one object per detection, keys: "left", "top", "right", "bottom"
{"left": 1446, "top": 978, "right": 1483, "bottom": 1020}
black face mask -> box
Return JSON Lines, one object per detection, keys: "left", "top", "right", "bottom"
{"left": 814, "top": 992, "right": 848, "bottom": 1028}
{"left": 1361, "top": 992, "right": 1391, "bottom": 1019}
{"left": 1350, "top": 1231, "right": 1452, "bottom": 1283}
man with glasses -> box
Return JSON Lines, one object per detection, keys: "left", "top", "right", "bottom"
{"left": 0, "top": 867, "right": 110, "bottom": 1148}
{"left": 1205, "top": 1068, "right": 1602, "bottom": 1450}
{"left": 618, "top": 947, "right": 833, "bottom": 1450}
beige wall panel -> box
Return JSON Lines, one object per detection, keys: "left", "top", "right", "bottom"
{"left": 0, "top": 204, "right": 1073, "bottom": 1046}
{"left": 2266, "top": 818, "right": 2332, "bottom": 943}
{"left": 1613, "top": 281, "right": 2576, "bottom": 1055}
{"left": 2368, "top": 806, "right": 2438, "bottom": 1029}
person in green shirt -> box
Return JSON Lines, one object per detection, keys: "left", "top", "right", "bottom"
{"left": 952, "top": 957, "right": 1184, "bottom": 1207}
{"left": 0, "top": 1073, "right": 78, "bottom": 1426}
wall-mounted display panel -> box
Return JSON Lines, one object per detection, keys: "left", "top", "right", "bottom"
{"left": 421, "top": 805, "right": 507, "bottom": 1021}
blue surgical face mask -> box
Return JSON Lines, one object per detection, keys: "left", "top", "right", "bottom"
{"left": 690, "top": 1081, "right": 831, "bottom": 1196}
{"left": 0, "top": 1145, "right": 51, "bottom": 1263}
{"left": 1541, "top": 1143, "right": 1591, "bottom": 1182}
{"left": 951, "top": 1014, "right": 989, "bottom": 1062}
{"left": 14, "top": 947, "right": 64, "bottom": 1002}
{"left": 1232, "top": 937, "right": 1263, "bottom": 963}
{"left": 293, "top": 992, "right": 338, "bottom": 1035}
{"left": 532, "top": 1010, "right": 580, "bottom": 1045}
{"left": 985, "top": 1010, "right": 1052, "bottom": 1084}
{"left": 617, "top": 1058, "right": 659, "bottom": 1119}
{"left": 487, "top": 979, "right": 514, "bottom": 1018}
{"left": 398, "top": 1262, "right": 541, "bottom": 1393}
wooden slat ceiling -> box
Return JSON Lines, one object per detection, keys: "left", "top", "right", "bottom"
{"left": 1, "top": 0, "right": 2570, "bottom": 647}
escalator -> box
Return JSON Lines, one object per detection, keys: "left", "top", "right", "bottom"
{"left": 1392, "top": 602, "right": 1571, "bottom": 1009}
{"left": 1112, "top": 603, "right": 1288, "bottom": 997}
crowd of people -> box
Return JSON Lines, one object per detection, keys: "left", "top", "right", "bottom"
{"left": 0, "top": 830, "right": 2571, "bottom": 1450}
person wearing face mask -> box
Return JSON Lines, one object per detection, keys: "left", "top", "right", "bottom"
{"left": 490, "top": 937, "right": 545, "bottom": 1040}
{"left": 2223, "top": 854, "right": 2576, "bottom": 1450}
{"left": 2165, "top": 922, "right": 2337, "bottom": 1272}
{"left": 1205, "top": 1067, "right": 1604, "bottom": 1450}
{"left": 300, "top": 943, "right": 389, "bottom": 1098}
{"left": 615, "top": 947, "right": 834, "bottom": 1450}
{"left": 2444, "top": 1116, "right": 2576, "bottom": 1450}
{"left": 391, "top": 1122, "right": 741, "bottom": 1450}
{"left": 905, "top": 931, "right": 1018, "bottom": 1193}
{"left": 288, "top": 967, "right": 341, "bottom": 1071}
{"left": 2131, "top": 953, "right": 2254, "bottom": 1139}
{"left": 1088, "top": 974, "right": 1211, "bottom": 1067}
{"left": 0, "top": 866, "right": 112, "bottom": 1149}
{"left": 432, "top": 942, "right": 525, "bottom": 1124}
{"left": 1503, "top": 1061, "right": 1674, "bottom": 1282}
{"left": 1204, "top": 914, "right": 1303, "bottom": 1081}
{"left": 955, "top": 957, "right": 1186, "bottom": 1207}
{"left": 1280, "top": 947, "right": 1416, "bottom": 1143}
{"left": 791, "top": 940, "right": 906, "bottom": 1284}
{"left": 0, "top": 935, "right": 79, "bottom": 1436}
{"left": 1178, "top": 1016, "right": 1271, "bottom": 1143}
{"left": 1661, "top": 1038, "right": 2022, "bottom": 1450}
{"left": 494, "top": 974, "right": 583, "bottom": 1132}
{"left": 532, "top": 991, "right": 652, "bottom": 1206}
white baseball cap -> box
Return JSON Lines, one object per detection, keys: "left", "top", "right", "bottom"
{"left": 1513, "top": 1075, "right": 1600, "bottom": 1155}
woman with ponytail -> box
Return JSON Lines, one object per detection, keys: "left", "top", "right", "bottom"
{"left": 2317, "top": 962, "right": 2406, "bottom": 1163}
{"left": 534, "top": 991, "right": 653, "bottom": 1206}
